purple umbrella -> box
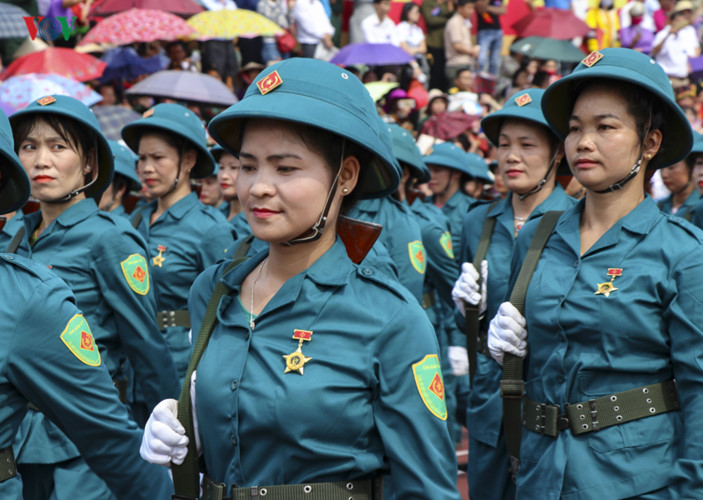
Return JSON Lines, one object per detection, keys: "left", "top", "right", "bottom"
{"left": 330, "top": 43, "right": 414, "bottom": 66}
{"left": 689, "top": 56, "right": 703, "bottom": 80}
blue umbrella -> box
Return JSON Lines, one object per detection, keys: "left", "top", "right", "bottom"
{"left": 99, "top": 47, "right": 167, "bottom": 83}
{"left": 330, "top": 43, "right": 414, "bottom": 66}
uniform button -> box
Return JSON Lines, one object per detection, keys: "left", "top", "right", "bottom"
{"left": 361, "top": 268, "right": 373, "bottom": 276}
{"left": 231, "top": 434, "right": 237, "bottom": 445}
{"left": 230, "top": 379, "right": 239, "bottom": 391}
{"left": 574, "top": 261, "right": 578, "bottom": 268}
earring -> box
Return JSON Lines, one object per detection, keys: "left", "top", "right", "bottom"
{"left": 342, "top": 187, "right": 350, "bottom": 194}
{"left": 84, "top": 166, "right": 92, "bottom": 173}
{"left": 645, "top": 153, "right": 652, "bottom": 160}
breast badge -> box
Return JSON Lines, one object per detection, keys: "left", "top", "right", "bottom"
{"left": 152, "top": 245, "right": 167, "bottom": 268}
{"left": 594, "top": 268, "right": 622, "bottom": 297}
{"left": 283, "top": 329, "right": 313, "bottom": 375}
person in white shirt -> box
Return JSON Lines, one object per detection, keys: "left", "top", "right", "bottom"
{"left": 199, "top": 0, "right": 237, "bottom": 10}
{"left": 652, "top": 0, "right": 700, "bottom": 80}
{"left": 361, "top": 0, "right": 396, "bottom": 44}
{"left": 293, "top": 0, "right": 335, "bottom": 57}
{"left": 395, "top": 3, "right": 430, "bottom": 85}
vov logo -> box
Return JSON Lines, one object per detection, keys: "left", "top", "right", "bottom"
{"left": 23, "top": 16, "right": 76, "bottom": 42}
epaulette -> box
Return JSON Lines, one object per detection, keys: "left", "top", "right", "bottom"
{"left": 665, "top": 214, "right": 703, "bottom": 244}
{"left": 356, "top": 265, "right": 412, "bottom": 303}
{"left": 0, "top": 253, "right": 57, "bottom": 282}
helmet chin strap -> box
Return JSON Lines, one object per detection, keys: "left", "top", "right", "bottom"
{"left": 44, "top": 165, "right": 98, "bottom": 204}
{"left": 282, "top": 139, "right": 346, "bottom": 246}
{"left": 515, "top": 150, "right": 559, "bottom": 201}
{"left": 162, "top": 142, "right": 185, "bottom": 198}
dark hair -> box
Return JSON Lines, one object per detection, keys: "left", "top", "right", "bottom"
{"left": 400, "top": 2, "right": 419, "bottom": 21}
{"left": 112, "top": 171, "right": 131, "bottom": 194}
{"left": 532, "top": 71, "right": 551, "bottom": 88}
{"left": 455, "top": 67, "right": 473, "bottom": 80}
{"left": 569, "top": 79, "right": 666, "bottom": 150}
{"left": 456, "top": 0, "right": 477, "bottom": 7}
{"left": 12, "top": 115, "right": 98, "bottom": 188}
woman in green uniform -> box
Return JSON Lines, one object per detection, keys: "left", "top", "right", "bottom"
{"left": 8, "top": 95, "right": 178, "bottom": 499}
{"left": 488, "top": 48, "right": 703, "bottom": 497}
{"left": 140, "top": 58, "right": 462, "bottom": 500}
{"left": 0, "top": 107, "right": 172, "bottom": 500}
{"left": 657, "top": 129, "right": 700, "bottom": 219}
{"left": 452, "top": 88, "right": 576, "bottom": 500}
{"left": 122, "top": 104, "right": 235, "bottom": 381}
{"left": 99, "top": 140, "right": 141, "bottom": 217}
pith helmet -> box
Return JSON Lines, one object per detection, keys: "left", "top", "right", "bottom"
{"left": 541, "top": 48, "right": 692, "bottom": 169}
{"left": 387, "top": 124, "right": 430, "bottom": 183}
{"left": 208, "top": 58, "right": 400, "bottom": 198}
{"left": 0, "top": 109, "right": 30, "bottom": 214}
{"left": 10, "top": 95, "right": 114, "bottom": 197}
{"left": 108, "top": 140, "right": 141, "bottom": 192}
{"left": 122, "top": 103, "right": 216, "bottom": 179}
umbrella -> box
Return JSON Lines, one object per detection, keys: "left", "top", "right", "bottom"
{"left": 91, "top": 0, "right": 204, "bottom": 17}
{"left": 186, "top": 9, "right": 283, "bottom": 40}
{"left": 0, "top": 74, "right": 102, "bottom": 114}
{"left": 78, "top": 9, "right": 196, "bottom": 46}
{"left": 689, "top": 56, "right": 703, "bottom": 80}
{"left": 510, "top": 36, "right": 586, "bottom": 63}
{"left": 364, "top": 81, "right": 399, "bottom": 102}
{"left": 330, "top": 43, "right": 415, "bottom": 66}
{"left": 512, "top": 8, "right": 590, "bottom": 40}
{"left": 1, "top": 48, "right": 107, "bottom": 82}
{"left": 92, "top": 105, "right": 142, "bottom": 141}
{"left": 0, "top": 4, "right": 30, "bottom": 39}
{"left": 99, "top": 47, "right": 168, "bottom": 82}
{"left": 420, "top": 111, "right": 478, "bottom": 141}
{"left": 125, "top": 70, "right": 237, "bottom": 106}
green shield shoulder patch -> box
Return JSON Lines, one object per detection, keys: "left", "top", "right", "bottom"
{"left": 60, "top": 314, "right": 101, "bottom": 367}
{"left": 412, "top": 354, "right": 447, "bottom": 420}
{"left": 439, "top": 231, "right": 454, "bottom": 259}
{"left": 408, "top": 240, "right": 427, "bottom": 274}
{"left": 121, "top": 254, "right": 150, "bottom": 295}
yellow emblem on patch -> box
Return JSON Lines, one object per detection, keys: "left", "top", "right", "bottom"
{"left": 515, "top": 93, "right": 532, "bottom": 107}
{"left": 412, "top": 354, "right": 447, "bottom": 420}
{"left": 60, "top": 314, "right": 101, "bottom": 367}
{"left": 257, "top": 70, "right": 283, "bottom": 95}
{"left": 120, "top": 254, "right": 150, "bottom": 295}
{"left": 37, "top": 96, "right": 56, "bottom": 106}
{"left": 439, "top": 231, "right": 454, "bottom": 259}
{"left": 143, "top": 108, "right": 155, "bottom": 118}
{"left": 408, "top": 240, "right": 426, "bottom": 274}
{"left": 582, "top": 51, "right": 604, "bottom": 68}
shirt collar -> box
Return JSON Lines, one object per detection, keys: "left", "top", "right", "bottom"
{"left": 156, "top": 192, "right": 200, "bottom": 221}
{"left": 25, "top": 198, "right": 98, "bottom": 231}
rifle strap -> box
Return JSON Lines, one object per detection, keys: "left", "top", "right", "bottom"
{"left": 465, "top": 200, "right": 499, "bottom": 386}
{"left": 171, "top": 235, "right": 254, "bottom": 498}
{"left": 501, "top": 210, "right": 562, "bottom": 479}
{"left": 6, "top": 226, "right": 25, "bottom": 254}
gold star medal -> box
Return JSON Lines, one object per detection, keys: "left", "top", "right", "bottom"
{"left": 595, "top": 268, "right": 622, "bottom": 297}
{"left": 283, "top": 329, "right": 313, "bottom": 375}
{"left": 152, "top": 245, "right": 167, "bottom": 268}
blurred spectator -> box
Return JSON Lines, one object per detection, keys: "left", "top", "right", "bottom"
{"left": 257, "top": 0, "right": 295, "bottom": 63}
{"left": 235, "top": 62, "right": 265, "bottom": 99}
{"left": 396, "top": 3, "right": 431, "bottom": 84}
{"left": 531, "top": 70, "right": 551, "bottom": 88}
{"left": 198, "top": 174, "right": 225, "bottom": 208}
{"left": 165, "top": 41, "right": 198, "bottom": 72}
{"left": 475, "top": 0, "right": 505, "bottom": 77}
{"left": 539, "top": 59, "right": 561, "bottom": 85}
{"left": 584, "top": 0, "right": 620, "bottom": 51}
{"left": 350, "top": 0, "right": 377, "bottom": 43}
{"left": 201, "top": 40, "right": 239, "bottom": 90}
{"left": 362, "top": 0, "right": 396, "bottom": 43}
{"left": 200, "top": 0, "right": 238, "bottom": 9}
{"left": 621, "top": 0, "right": 656, "bottom": 30}
{"left": 293, "top": 0, "right": 336, "bottom": 58}
{"left": 653, "top": 0, "right": 675, "bottom": 31}
{"left": 619, "top": 1, "right": 654, "bottom": 53}
{"left": 444, "top": 0, "right": 481, "bottom": 82}
{"left": 422, "top": 0, "right": 454, "bottom": 90}
{"left": 505, "top": 65, "right": 532, "bottom": 98}
{"left": 652, "top": 0, "right": 700, "bottom": 82}
{"left": 448, "top": 66, "right": 475, "bottom": 94}
{"left": 95, "top": 83, "right": 118, "bottom": 106}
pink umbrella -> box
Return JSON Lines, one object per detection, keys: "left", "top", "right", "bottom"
{"left": 1, "top": 47, "right": 106, "bottom": 82}
{"left": 512, "top": 8, "right": 590, "bottom": 40}
{"left": 78, "top": 8, "right": 196, "bottom": 46}
{"left": 90, "top": 0, "right": 204, "bottom": 17}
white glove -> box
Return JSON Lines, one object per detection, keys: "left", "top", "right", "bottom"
{"left": 487, "top": 302, "right": 527, "bottom": 365}
{"left": 140, "top": 399, "right": 189, "bottom": 466}
{"left": 452, "top": 260, "right": 488, "bottom": 317}
{"left": 448, "top": 346, "right": 469, "bottom": 376}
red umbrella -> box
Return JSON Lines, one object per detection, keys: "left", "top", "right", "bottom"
{"left": 90, "top": 0, "right": 203, "bottom": 17}
{"left": 0, "top": 47, "right": 106, "bottom": 82}
{"left": 420, "top": 111, "right": 479, "bottom": 141}
{"left": 78, "top": 8, "right": 196, "bottom": 46}
{"left": 512, "top": 8, "right": 590, "bottom": 40}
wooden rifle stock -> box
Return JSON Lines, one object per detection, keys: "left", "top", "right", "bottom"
{"left": 406, "top": 188, "right": 426, "bottom": 206}
{"left": 336, "top": 215, "right": 383, "bottom": 264}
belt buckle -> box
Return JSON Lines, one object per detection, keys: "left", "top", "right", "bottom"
{"left": 557, "top": 413, "right": 569, "bottom": 431}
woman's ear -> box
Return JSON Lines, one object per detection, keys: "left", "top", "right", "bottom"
{"left": 643, "top": 129, "right": 663, "bottom": 162}
{"left": 338, "top": 155, "right": 360, "bottom": 194}
{"left": 183, "top": 149, "right": 197, "bottom": 173}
